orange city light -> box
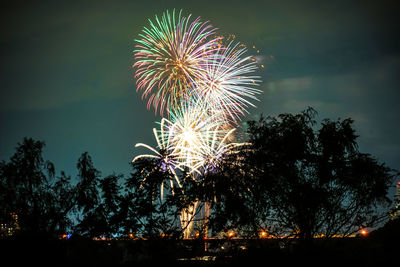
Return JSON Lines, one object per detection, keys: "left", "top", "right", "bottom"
{"left": 260, "top": 230, "right": 267, "bottom": 238}
{"left": 360, "top": 229, "right": 368, "bottom": 236}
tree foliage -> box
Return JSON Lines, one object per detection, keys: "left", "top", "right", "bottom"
{"left": 0, "top": 109, "right": 397, "bottom": 242}
{"left": 208, "top": 108, "right": 395, "bottom": 242}
{"left": 0, "top": 138, "right": 71, "bottom": 236}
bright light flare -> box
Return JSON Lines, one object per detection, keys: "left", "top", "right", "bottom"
{"left": 260, "top": 230, "right": 267, "bottom": 238}
{"left": 227, "top": 231, "right": 235, "bottom": 238}
{"left": 360, "top": 229, "right": 368, "bottom": 236}
{"left": 161, "top": 101, "right": 225, "bottom": 172}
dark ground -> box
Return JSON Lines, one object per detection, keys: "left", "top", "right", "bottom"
{"left": 0, "top": 236, "right": 397, "bottom": 266}
{"left": 1, "top": 219, "right": 399, "bottom": 267}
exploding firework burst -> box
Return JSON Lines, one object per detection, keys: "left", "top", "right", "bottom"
{"left": 161, "top": 100, "right": 227, "bottom": 172}
{"left": 186, "top": 127, "right": 246, "bottom": 176}
{"left": 132, "top": 10, "right": 263, "bottom": 188}
{"left": 133, "top": 9, "right": 220, "bottom": 115}
{"left": 195, "top": 42, "right": 262, "bottom": 124}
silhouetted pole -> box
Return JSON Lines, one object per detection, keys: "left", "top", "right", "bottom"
{"left": 204, "top": 201, "right": 210, "bottom": 252}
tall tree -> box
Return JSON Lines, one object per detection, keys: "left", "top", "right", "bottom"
{"left": 124, "top": 158, "right": 184, "bottom": 239}
{"left": 75, "top": 173, "right": 124, "bottom": 238}
{"left": 74, "top": 152, "right": 102, "bottom": 236}
{"left": 0, "top": 138, "right": 73, "bottom": 237}
{"left": 247, "top": 108, "right": 395, "bottom": 242}
{"left": 208, "top": 108, "right": 396, "bottom": 243}
{"left": 75, "top": 152, "right": 101, "bottom": 214}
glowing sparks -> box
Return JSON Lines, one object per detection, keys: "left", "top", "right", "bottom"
{"left": 187, "top": 127, "right": 246, "bottom": 175}
{"left": 132, "top": 9, "right": 263, "bottom": 209}
{"left": 132, "top": 120, "right": 183, "bottom": 199}
{"left": 195, "top": 42, "right": 261, "bottom": 124}
{"left": 133, "top": 9, "right": 220, "bottom": 116}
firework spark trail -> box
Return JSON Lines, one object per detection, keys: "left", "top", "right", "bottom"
{"left": 161, "top": 100, "right": 227, "bottom": 173}
{"left": 132, "top": 120, "right": 183, "bottom": 200}
{"left": 195, "top": 41, "right": 262, "bottom": 124}
{"left": 183, "top": 127, "right": 247, "bottom": 176}
{"left": 133, "top": 9, "right": 221, "bottom": 116}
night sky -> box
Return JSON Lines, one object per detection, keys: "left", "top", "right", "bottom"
{"left": 1, "top": 0, "right": 399, "bottom": 195}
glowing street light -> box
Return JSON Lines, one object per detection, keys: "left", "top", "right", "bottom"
{"left": 259, "top": 230, "right": 267, "bottom": 238}
{"left": 360, "top": 229, "right": 368, "bottom": 236}
{"left": 227, "top": 231, "right": 235, "bottom": 238}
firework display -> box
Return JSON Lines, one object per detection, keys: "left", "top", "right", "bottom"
{"left": 132, "top": 120, "right": 183, "bottom": 200}
{"left": 132, "top": 9, "right": 262, "bottom": 237}
{"left": 195, "top": 42, "right": 262, "bottom": 124}
{"left": 133, "top": 9, "right": 220, "bottom": 116}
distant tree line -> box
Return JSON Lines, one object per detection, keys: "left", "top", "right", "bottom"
{"left": 0, "top": 108, "right": 397, "bottom": 244}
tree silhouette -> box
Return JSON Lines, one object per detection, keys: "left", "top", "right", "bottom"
{"left": 199, "top": 157, "right": 269, "bottom": 237}
{"left": 75, "top": 173, "right": 126, "bottom": 238}
{"left": 75, "top": 152, "right": 101, "bottom": 214}
{"left": 124, "top": 158, "right": 184, "bottom": 239}
{"left": 0, "top": 138, "right": 73, "bottom": 237}
{"left": 0, "top": 108, "right": 397, "bottom": 245}
{"left": 210, "top": 108, "right": 396, "bottom": 244}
